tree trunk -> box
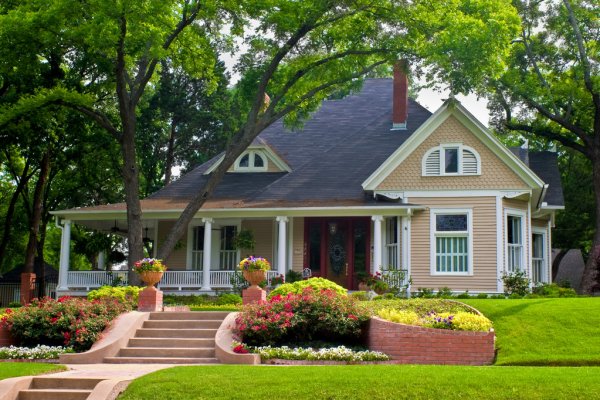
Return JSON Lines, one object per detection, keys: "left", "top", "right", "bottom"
{"left": 21, "top": 150, "right": 50, "bottom": 304}
{"left": 163, "top": 118, "right": 177, "bottom": 186}
{"left": 121, "top": 119, "right": 144, "bottom": 284}
{"left": 35, "top": 219, "right": 47, "bottom": 298}
{"left": 580, "top": 154, "right": 600, "bottom": 294}
{"left": 0, "top": 159, "right": 32, "bottom": 270}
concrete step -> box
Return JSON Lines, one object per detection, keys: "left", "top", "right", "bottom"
{"left": 149, "top": 311, "right": 230, "bottom": 320}
{"left": 18, "top": 389, "right": 91, "bottom": 400}
{"left": 118, "top": 347, "right": 215, "bottom": 358}
{"left": 103, "top": 356, "right": 220, "bottom": 364}
{"left": 29, "top": 377, "right": 104, "bottom": 390}
{"left": 135, "top": 328, "right": 217, "bottom": 338}
{"left": 143, "top": 319, "right": 222, "bottom": 329}
{"left": 128, "top": 337, "right": 215, "bottom": 348}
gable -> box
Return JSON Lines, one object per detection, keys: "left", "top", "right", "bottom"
{"left": 376, "top": 116, "right": 531, "bottom": 191}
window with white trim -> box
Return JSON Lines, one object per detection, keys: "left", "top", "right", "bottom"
{"left": 431, "top": 210, "right": 472, "bottom": 274}
{"left": 234, "top": 151, "right": 268, "bottom": 172}
{"left": 507, "top": 215, "right": 524, "bottom": 272}
{"left": 422, "top": 144, "right": 480, "bottom": 176}
{"left": 385, "top": 217, "right": 400, "bottom": 269}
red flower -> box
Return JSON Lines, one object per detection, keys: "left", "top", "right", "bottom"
{"left": 233, "top": 344, "right": 249, "bottom": 354}
{"left": 348, "top": 314, "right": 358, "bottom": 321}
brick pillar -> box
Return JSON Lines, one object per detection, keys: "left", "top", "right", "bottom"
{"left": 242, "top": 287, "right": 266, "bottom": 305}
{"left": 138, "top": 286, "right": 163, "bottom": 312}
{"left": 0, "top": 326, "right": 16, "bottom": 346}
{"left": 20, "top": 272, "right": 36, "bottom": 305}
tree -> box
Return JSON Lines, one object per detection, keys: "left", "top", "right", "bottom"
{"left": 489, "top": 0, "right": 600, "bottom": 293}
{"left": 155, "top": 0, "right": 522, "bottom": 258}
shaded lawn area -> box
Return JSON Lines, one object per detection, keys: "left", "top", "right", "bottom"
{"left": 461, "top": 298, "right": 600, "bottom": 366}
{"left": 118, "top": 364, "right": 599, "bottom": 400}
{"left": 0, "top": 363, "right": 66, "bottom": 380}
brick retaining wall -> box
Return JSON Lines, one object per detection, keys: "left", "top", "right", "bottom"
{"left": 367, "top": 317, "right": 495, "bottom": 365}
{"left": 0, "top": 325, "right": 16, "bottom": 347}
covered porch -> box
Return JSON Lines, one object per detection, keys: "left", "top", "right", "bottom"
{"left": 51, "top": 205, "right": 422, "bottom": 296}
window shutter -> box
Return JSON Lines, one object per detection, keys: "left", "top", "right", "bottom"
{"left": 462, "top": 149, "right": 478, "bottom": 174}
{"left": 425, "top": 149, "right": 441, "bottom": 175}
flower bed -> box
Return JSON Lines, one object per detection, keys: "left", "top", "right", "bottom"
{"left": 0, "top": 345, "right": 73, "bottom": 361}
{"left": 253, "top": 345, "right": 389, "bottom": 363}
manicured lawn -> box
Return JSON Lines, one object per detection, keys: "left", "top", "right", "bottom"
{"left": 0, "top": 363, "right": 66, "bottom": 380}
{"left": 461, "top": 298, "right": 600, "bottom": 366}
{"left": 118, "top": 364, "right": 600, "bottom": 400}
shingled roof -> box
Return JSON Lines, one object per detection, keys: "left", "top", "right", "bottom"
{"left": 147, "top": 78, "right": 432, "bottom": 208}
{"left": 510, "top": 148, "right": 564, "bottom": 207}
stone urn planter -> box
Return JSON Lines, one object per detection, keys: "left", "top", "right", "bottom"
{"left": 139, "top": 271, "right": 164, "bottom": 287}
{"left": 243, "top": 270, "right": 267, "bottom": 289}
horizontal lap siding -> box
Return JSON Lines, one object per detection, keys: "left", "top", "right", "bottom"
{"left": 241, "top": 220, "right": 274, "bottom": 261}
{"left": 410, "top": 197, "right": 497, "bottom": 291}
{"left": 158, "top": 221, "right": 187, "bottom": 271}
{"left": 292, "top": 218, "right": 304, "bottom": 272}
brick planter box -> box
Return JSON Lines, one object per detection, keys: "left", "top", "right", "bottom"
{"left": 367, "top": 317, "right": 495, "bottom": 365}
{"left": 0, "top": 325, "right": 16, "bottom": 347}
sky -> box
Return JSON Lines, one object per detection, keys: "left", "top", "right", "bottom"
{"left": 416, "top": 89, "right": 490, "bottom": 127}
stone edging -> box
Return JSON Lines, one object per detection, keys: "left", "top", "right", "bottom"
{"left": 0, "top": 359, "right": 59, "bottom": 364}
{"left": 214, "top": 312, "right": 260, "bottom": 365}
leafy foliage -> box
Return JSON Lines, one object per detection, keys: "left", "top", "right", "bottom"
{"left": 268, "top": 277, "right": 347, "bottom": 298}
{"left": 501, "top": 271, "right": 530, "bottom": 296}
{"left": 87, "top": 285, "right": 143, "bottom": 303}
{"left": 2, "top": 296, "right": 133, "bottom": 352}
{"left": 234, "top": 288, "right": 369, "bottom": 346}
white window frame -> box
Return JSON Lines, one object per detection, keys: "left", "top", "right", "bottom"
{"left": 531, "top": 227, "right": 547, "bottom": 284}
{"left": 422, "top": 144, "right": 481, "bottom": 176}
{"left": 505, "top": 209, "right": 527, "bottom": 273}
{"left": 430, "top": 208, "right": 473, "bottom": 276}
{"left": 234, "top": 150, "right": 268, "bottom": 172}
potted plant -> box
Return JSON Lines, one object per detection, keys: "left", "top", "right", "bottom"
{"left": 355, "top": 271, "right": 369, "bottom": 291}
{"left": 233, "top": 229, "right": 255, "bottom": 253}
{"left": 132, "top": 258, "right": 167, "bottom": 287}
{"left": 269, "top": 274, "right": 285, "bottom": 288}
{"left": 366, "top": 271, "right": 389, "bottom": 295}
{"left": 238, "top": 256, "right": 270, "bottom": 288}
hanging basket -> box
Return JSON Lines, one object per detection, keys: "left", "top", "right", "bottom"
{"left": 139, "top": 271, "right": 164, "bottom": 287}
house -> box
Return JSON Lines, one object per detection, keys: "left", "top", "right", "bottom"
{"left": 51, "top": 66, "right": 564, "bottom": 296}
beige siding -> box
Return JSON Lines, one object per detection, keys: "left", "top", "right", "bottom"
{"left": 410, "top": 197, "right": 498, "bottom": 292}
{"left": 377, "top": 116, "right": 529, "bottom": 191}
{"left": 532, "top": 218, "right": 549, "bottom": 228}
{"left": 292, "top": 217, "right": 304, "bottom": 272}
{"left": 157, "top": 221, "right": 187, "bottom": 271}
{"left": 241, "top": 220, "right": 274, "bottom": 260}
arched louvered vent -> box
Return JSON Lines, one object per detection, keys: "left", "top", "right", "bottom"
{"left": 462, "top": 149, "right": 478, "bottom": 175}
{"left": 425, "top": 149, "right": 440, "bottom": 176}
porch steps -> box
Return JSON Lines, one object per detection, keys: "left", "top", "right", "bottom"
{"left": 16, "top": 377, "right": 104, "bottom": 400}
{"left": 103, "top": 311, "right": 228, "bottom": 364}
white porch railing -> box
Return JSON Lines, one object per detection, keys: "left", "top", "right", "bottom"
{"left": 65, "top": 269, "right": 280, "bottom": 291}
{"left": 381, "top": 268, "right": 409, "bottom": 288}
{"left": 67, "top": 271, "right": 129, "bottom": 290}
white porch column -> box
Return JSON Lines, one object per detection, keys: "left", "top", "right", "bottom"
{"left": 56, "top": 219, "right": 72, "bottom": 291}
{"left": 201, "top": 218, "right": 213, "bottom": 291}
{"left": 98, "top": 251, "right": 106, "bottom": 270}
{"left": 372, "top": 215, "right": 383, "bottom": 274}
{"left": 401, "top": 213, "right": 412, "bottom": 297}
{"left": 276, "top": 216, "right": 288, "bottom": 276}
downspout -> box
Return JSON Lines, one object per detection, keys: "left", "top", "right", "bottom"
{"left": 536, "top": 184, "right": 549, "bottom": 211}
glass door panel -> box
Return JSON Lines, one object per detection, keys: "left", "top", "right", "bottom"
{"left": 326, "top": 221, "right": 349, "bottom": 287}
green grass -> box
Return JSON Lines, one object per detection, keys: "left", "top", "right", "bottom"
{"left": 0, "top": 363, "right": 66, "bottom": 380}
{"left": 461, "top": 298, "right": 600, "bottom": 366}
{"left": 118, "top": 364, "right": 600, "bottom": 400}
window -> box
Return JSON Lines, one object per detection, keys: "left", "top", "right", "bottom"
{"left": 422, "top": 144, "right": 481, "bottom": 176}
{"left": 506, "top": 214, "right": 524, "bottom": 272}
{"left": 235, "top": 151, "right": 268, "bottom": 172}
{"left": 532, "top": 232, "right": 545, "bottom": 283}
{"left": 430, "top": 210, "right": 472, "bottom": 274}
{"left": 191, "top": 226, "right": 205, "bottom": 270}
{"left": 385, "top": 217, "right": 400, "bottom": 269}
{"left": 220, "top": 226, "right": 238, "bottom": 270}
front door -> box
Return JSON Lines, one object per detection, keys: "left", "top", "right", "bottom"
{"left": 304, "top": 218, "right": 370, "bottom": 289}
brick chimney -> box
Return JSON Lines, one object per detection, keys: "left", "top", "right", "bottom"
{"left": 392, "top": 60, "right": 408, "bottom": 130}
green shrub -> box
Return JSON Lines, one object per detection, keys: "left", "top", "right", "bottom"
{"left": 455, "top": 291, "right": 471, "bottom": 299}
{"left": 436, "top": 287, "right": 453, "bottom": 298}
{"left": 88, "top": 286, "right": 142, "bottom": 303}
{"left": 414, "top": 288, "right": 435, "bottom": 298}
{"left": 490, "top": 294, "right": 506, "bottom": 299}
{"left": 533, "top": 283, "right": 577, "bottom": 298}
{"left": 268, "top": 278, "right": 346, "bottom": 299}
{"left": 285, "top": 270, "right": 303, "bottom": 283}
{"left": 502, "top": 271, "right": 530, "bottom": 296}
{"left": 508, "top": 293, "right": 523, "bottom": 299}
{"left": 235, "top": 288, "right": 369, "bottom": 346}
{"left": 216, "top": 293, "right": 242, "bottom": 305}
{"left": 3, "top": 297, "right": 132, "bottom": 352}
{"left": 377, "top": 309, "right": 420, "bottom": 325}
{"left": 7, "top": 302, "right": 21, "bottom": 308}
{"left": 349, "top": 291, "right": 369, "bottom": 301}
{"left": 476, "top": 293, "right": 488, "bottom": 299}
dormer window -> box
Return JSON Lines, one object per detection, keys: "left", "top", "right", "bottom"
{"left": 422, "top": 144, "right": 480, "bottom": 176}
{"left": 235, "top": 151, "right": 268, "bottom": 172}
